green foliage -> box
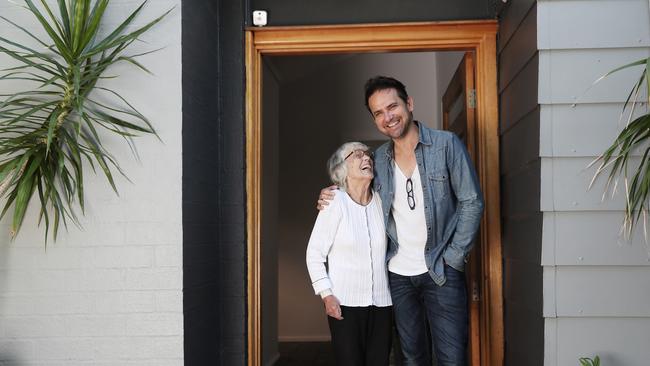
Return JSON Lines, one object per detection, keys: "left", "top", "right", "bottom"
{"left": 0, "top": 0, "right": 171, "bottom": 241}
{"left": 579, "top": 355, "right": 601, "bottom": 366}
{"left": 589, "top": 57, "right": 650, "bottom": 238}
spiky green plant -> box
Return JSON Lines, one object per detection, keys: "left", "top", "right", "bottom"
{"left": 589, "top": 57, "right": 650, "bottom": 238}
{"left": 0, "top": 0, "right": 170, "bottom": 241}
{"left": 579, "top": 355, "right": 601, "bottom": 366}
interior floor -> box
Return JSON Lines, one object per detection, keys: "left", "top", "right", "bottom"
{"left": 276, "top": 342, "right": 405, "bottom": 366}
{"left": 276, "top": 342, "right": 335, "bottom": 366}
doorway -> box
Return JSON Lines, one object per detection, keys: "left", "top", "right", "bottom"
{"left": 246, "top": 21, "right": 503, "bottom": 366}
{"left": 263, "top": 51, "right": 466, "bottom": 365}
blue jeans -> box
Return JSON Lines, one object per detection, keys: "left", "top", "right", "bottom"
{"left": 389, "top": 266, "right": 468, "bottom": 366}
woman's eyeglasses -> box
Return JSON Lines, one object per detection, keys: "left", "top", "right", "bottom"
{"left": 344, "top": 149, "right": 373, "bottom": 160}
{"left": 406, "top": 178, "right": 415, "bottom": 210}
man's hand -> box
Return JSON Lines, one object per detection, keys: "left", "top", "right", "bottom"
{"left": 323, "top": 295, "right": 343, "bottom": 320}
{"left": 317, "top": 185, "right": 338, "bottom": 210}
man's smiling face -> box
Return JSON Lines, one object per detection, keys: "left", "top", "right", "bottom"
{"left": 368, "top": 88, "right": 414, "bottom": 140}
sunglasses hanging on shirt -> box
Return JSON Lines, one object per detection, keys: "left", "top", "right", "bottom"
{"left": 406, "top": 178, "right": 415, "bottom": 210}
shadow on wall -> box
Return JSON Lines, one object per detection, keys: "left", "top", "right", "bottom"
{"left": 0, "top": 352, "right": 26, "bottom": 365}
{"left": 0, "top": 225, "right": 9, "bottom": 346}
{"left": 0, "top": 216, "right": 51, "bottom": 362}
{"left": 0, "top": 242, "right": 24, "bottom": 365}
{"left": 277, "top": 73, "right": 342, "bottom": 341}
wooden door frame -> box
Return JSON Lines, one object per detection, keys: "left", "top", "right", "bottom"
{"left": 245, "top": 20, "right": 503, "bottom": 366}
{"left": 442, "top": 51, "right": 481, "bottom": 366}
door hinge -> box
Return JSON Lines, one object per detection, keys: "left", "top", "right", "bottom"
{"left": 468, "top": 89, "right": 476, "bottom": 109}
{"left": 471, "top": 279, "right": 480, "bottom": 302}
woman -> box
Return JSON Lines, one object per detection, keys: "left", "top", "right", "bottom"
{"left": 305, "top": 142, "right": 392, "bottom": 366}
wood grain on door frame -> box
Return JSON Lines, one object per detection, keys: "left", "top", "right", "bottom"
{"left": 245, "top": 20, "right": 503, "bottom": 366}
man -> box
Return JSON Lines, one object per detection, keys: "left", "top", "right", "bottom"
{"left": 318, "top": 76, "right": 484, "bottom": 366}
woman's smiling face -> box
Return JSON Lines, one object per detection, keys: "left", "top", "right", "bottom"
{"left": 345, "top": 149, "right": 374, "bottom": 183}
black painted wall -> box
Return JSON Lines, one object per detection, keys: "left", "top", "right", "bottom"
{"left": 182, "top": 0, "right": 247, "bottom": 364}
{"left": 497, "top": 1, "right": 544, "bottom": 365}
{"left": 183, "top": 0, "right": 498, "bottom": 365}
{"left": 182, "top": 0, "right": 220, "bottom": 363}
{"left": 249, "top": 0, "right": 497, "bottom": 26}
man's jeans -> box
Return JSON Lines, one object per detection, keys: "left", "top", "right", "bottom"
{"left": 389, "top": 266, "right": 468, "bottom": 366}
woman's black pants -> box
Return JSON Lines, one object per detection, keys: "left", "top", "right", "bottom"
{"left": 327, "top": 305, "right": 393, "bottom": 366}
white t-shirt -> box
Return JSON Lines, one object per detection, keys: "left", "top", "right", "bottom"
{"left": 306, "top": 190, "right": 392, "bottom": 307}
{"left": 388, "top": 164, "right": 428, "bottom": 276}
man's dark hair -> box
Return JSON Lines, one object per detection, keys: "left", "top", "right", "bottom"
{"left": 364, "top": 76, "right": 409, "bottom": 113}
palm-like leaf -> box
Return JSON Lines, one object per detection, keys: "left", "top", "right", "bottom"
{"left": 589, "top": 57, "right": 650, "bottom": 238}
{"left": 0, "top": 0, "right": 170, "bottom": 242}
{"left": 579, "top": 356, "right": 601, "bottom": 366}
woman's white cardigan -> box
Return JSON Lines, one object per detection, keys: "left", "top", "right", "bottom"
{"left": 306, "top": 190, "right": 392, "bottom": 307}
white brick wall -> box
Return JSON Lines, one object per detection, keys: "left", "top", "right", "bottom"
{"left": 0, "top": 0, "right": 183, "bottom": 363}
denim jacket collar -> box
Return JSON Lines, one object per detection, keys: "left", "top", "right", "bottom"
{"left": 383, "top": 121, "right": 433, "bottom": 161}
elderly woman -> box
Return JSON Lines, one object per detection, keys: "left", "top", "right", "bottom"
{"left": 306, "top": 142, "right": 392, "bottom": 366}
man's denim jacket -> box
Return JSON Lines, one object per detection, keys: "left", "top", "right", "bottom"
{"left": 372, "top": 122, "right": 484, "bottom": 286}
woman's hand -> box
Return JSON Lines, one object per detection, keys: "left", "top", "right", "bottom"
{"left": 322, "top": 295, "right": 343, "bottom": 320}
{"left": 317, "top": 185, "right": 338, "bottom": 210}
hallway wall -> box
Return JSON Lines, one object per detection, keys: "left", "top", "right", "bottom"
{"left": 329, "top": 52, "right": 441, "bottom": 137}
{"left": 435, "top": 52, "right": 465, "bottom": 123}
{"left": 262, "top": 60, "right": 281, "bottom": 364}
{"left": 277, "top": 67, "right": 341, "bottom": 341}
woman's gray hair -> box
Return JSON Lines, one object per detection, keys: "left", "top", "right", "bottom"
{"left": 327, "top": 142, "right": 370, "bottom": 191}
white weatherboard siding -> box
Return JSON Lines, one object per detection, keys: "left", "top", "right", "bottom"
{"left": 537, "top": 0, "right": 650, "bottom": 50}
{"left": 539, "top": 48, "right": 650, "bottom": 105}
{"left": 545, "top": 318, "right": 650, "bottom": 366}
{"left": 539, "top": 0, "right": 650, "bottom": 365}
{"left": 0, "top": 0, "right": 183, "bottom": 365}
{"left": 540, "top": 103, "right": 649, "bottom": 158}
{"left": 542, "top": 212, "right": 650, "bottom": 266}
